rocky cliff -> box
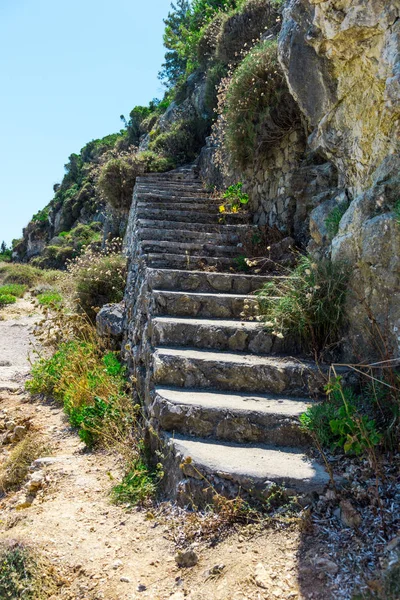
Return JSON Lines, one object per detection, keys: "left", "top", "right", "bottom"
{"left": 198, "top": 0, "right": 400, "bottom": 361}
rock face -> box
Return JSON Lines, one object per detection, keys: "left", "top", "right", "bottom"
{"left": 198, "top": 0, "right": 400, "bottom": 361}
{"left": 278, "top": 0, "right": 400, "bottom": 359}
{"left": 279, "top": 0, "right": 400, "bottom": 193}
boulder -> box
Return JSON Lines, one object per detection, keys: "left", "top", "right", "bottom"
{"left": 96, "top": 303, "right": 124, "bottom": 345}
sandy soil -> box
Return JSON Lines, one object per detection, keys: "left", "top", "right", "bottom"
{"left": 0, "top": 298, "right": 336, "bottom": 600}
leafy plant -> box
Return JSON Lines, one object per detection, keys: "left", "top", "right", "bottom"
{"left": 31, "top": 208, "right": 49, "bottom": 224}
{"left": 0, "top": 241, "right": 12, "bottom": 262}
{"left": 111, "top": 453, "right": 161, "bottom": 507}
{"left": 301, "top": 377, "right": 382, "bottom": 456}
{"left": 219, "top": 182, "right": 249, "bottom": 214}
{"left": 0, "top": 293, "right": 16, "bottom": 306}
{"left": 0, "top": 263, "right": 59, "bottom": 287}
{"left": 26, "top": 338, "right": 134, "bottom": 449}
{"left": 257, "top": 255, "right": 350, "bottom": 355}
{"left": 0, "top": 284, "right": 26, "bottom": 297}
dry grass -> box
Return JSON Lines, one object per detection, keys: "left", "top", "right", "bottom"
{"left": 0, "top": 539, "right": 62, "bottom": 599}
{"left": 0, "top": 432, "right": 48, "bottom": 493}
{"left": 0, "top": 263, "right": 59, "bottom": 288}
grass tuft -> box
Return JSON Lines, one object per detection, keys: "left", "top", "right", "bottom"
{"left": 257, "top": 255, "right": 350, "bottom": 356}
{"left": 0, "top": 540, "right": 59, "bottom": 599}
{"left": 0, "top": 432, "right": 47, "bottom": 493}
{"left": 36, "top": 290, "right": 63, "bottom": 308}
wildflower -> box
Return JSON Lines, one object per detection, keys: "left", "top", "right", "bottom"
{"left": 219, "top": 205, "right": 226, "bottom": 213}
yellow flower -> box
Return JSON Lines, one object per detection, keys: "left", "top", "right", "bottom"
{"left": 231, "top": 206, "right": 239, "bottom": 213}
{"left": 219, "top": 205, "right": 226, "bottom": 213}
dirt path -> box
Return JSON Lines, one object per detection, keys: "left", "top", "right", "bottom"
{"left": 0, "top": 298, "right": 334, "bottom": 600}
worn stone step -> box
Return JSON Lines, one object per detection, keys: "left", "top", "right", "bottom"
{"left": 151, "top": 317, "right": 300, "bottom": 355}
{"left": 136, "top": 207, "right": 248, "bottom": 224}
{"left": 135, "top": 184, "right": 208, "bottom": 197}
{"left": 144, "top": 254, "right": 237, "bottom": 270}
{"left": 136, "top": 192, "right": 215, "bottom": 202}
{"left": 153, "top": 290, "right": 258, "bottom": 319}
{"left": 138, "top": 219, "right": 249, "bottom": 235}
{"left": 137, "top": 201, "right": 221, "bottom": 213}
{"left": 136, "top": 175, "right": 199, "bottom": 184}
{"left": 141, "top": 240, "right": 241, "bottom": 258}
{"left": 138, "top": 227, "right": 242, "bottom": 245}
{"left": 153, "top": 347, "right": 327, "bottom": 395}
{"left": 152, "top": 387, "right": 312, "bottom": 446}
{"left": 147, "top": 268, "right": 283, "bottom": 294}
{"left": 163, "top": 434, "right": 330, "bottom": 503}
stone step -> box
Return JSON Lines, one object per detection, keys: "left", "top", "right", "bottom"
{"left": 141, "top": 240, "right": 241, "bottom": 258}
{"left": 136, "top": 175, "right": 199, "bottom": 184}
{"left": 153, "top": 347, "right": 327, "bottom": 395}
{"left": 136, "top": 184, "right": 207, "bottom": 193}
{"left": 136, "top": 207, "right": 248, "bottom": 224}
{"left": 147, "top": 268, "right": 283, "bottom": 294}
{"left": 152, "top": 387, "right": 312, "bottom": 446}
{"left": 138, "top": 219, "right": 249, "bottom": 235}
{"left": 137, "top": 201, "right": 221, "bottom": 213}
{"left": 137, "top": 192, "right": 216, "bottom": 204}
{"left": 151, "top": 317, "right": 300, "bottom": 355}
{"left": 144, "top": 254, "right": 237, "bottom": 270}
{"left": 153, "top": 290, "right": 259, "bottom": 319}
{"left": 164, "top": 434, "right": 330, "bottom": 503}
{"left": 138, "top": 227, "right": 243, "bottom": 245}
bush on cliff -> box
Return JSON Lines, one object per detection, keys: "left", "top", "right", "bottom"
{"left": 149, "top": 118, "right": 209, "bottom": 166}
{"left": 65, "top": 243, "right": 127, "bottom": 322}
{"left": 98, "top": 151, "right": 172, "bottom": 211}
{"left": 221, "top": 39, "right": 300, "bottom": 170}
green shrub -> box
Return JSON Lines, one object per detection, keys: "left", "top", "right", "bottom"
{"left": 300, "top": 379, "right": 381, "bottom": 455}
{"left": 257, "top": 256, "right": 349, "bottom": 355}
{"left": 97, "top": 151, "right": 172, "bottom": 212}
{"left": 97, "top": 157, "right": 141, "bottom": 211}
{"left": 325, "top": 202, "right": 350, "bottom": 239}
{"left": 66, "top": 247, "right": 127, "bottom": 321}
{"left": 112, "top": 455, "right": 160, "bottom": 507}
{"left": 222, "top": 39, "right": 299, "bottom": 170}
{"left": 26, "top": 340, "right": 134, "bottom": 448}
{"left": 37, "top": 291, "right": 63, "bottom": 307}
{"left": 0, "top": 263, "right": 58, "bottom": 287}
{"left": 0, "top": 293, "right": 16, "bottom": 306}
{"left": 148, "top": 118, "right": 208, "bottom": 166}
{"left": 0, "top": 284, "right": 26, "bottom": 297}
{"left": 215, "top": 0, "right": 280, "bottom": 65}
{"left": 31, "top": 207, "right": 49, "bottom": 223}
{"left": 0, "top": 541, "right": 59, "bottom": 600}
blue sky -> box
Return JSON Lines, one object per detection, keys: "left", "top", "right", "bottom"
{"left": 0, "top": 0, "right": 171, "bottom": 245}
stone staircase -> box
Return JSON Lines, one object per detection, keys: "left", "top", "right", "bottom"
{"left": 124, "top": 166, "right": 332, "bottom": 505}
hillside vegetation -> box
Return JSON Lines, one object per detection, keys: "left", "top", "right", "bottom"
{"left": 12, "top": 0, "right": 284, "bottom": 268}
